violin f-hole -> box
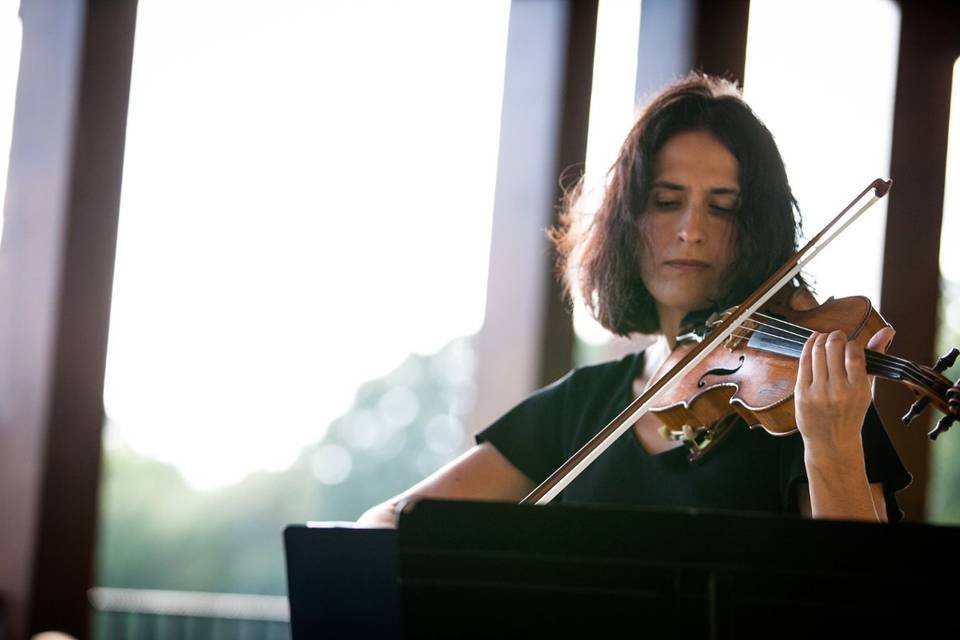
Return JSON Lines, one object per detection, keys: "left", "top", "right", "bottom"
{"left": 697, "top": 355, "right": 746, "bottom": 388}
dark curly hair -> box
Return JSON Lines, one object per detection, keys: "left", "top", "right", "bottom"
{"left": 550, "top": 73, "right": 806, "bottom": 336}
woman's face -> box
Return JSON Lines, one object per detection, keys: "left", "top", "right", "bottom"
{"left": 639, "top": 130, "right": 739, "bottom": 323}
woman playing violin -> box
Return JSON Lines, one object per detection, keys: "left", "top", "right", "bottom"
{"left": 358, "top": 73, "right": 913, "bottom": 528}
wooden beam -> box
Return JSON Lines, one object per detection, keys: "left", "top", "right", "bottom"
{"left": 0, "top": 0, "right": 136, "bottom": 637}
{"left": 538, "top": 0, "right": 597, "bottom": 386}
{"left": 470, "top": 0, "right": 596, "bottom": 433}
{"left": 877, "top": 0, "right": 960, "bottom": 522}
{"left": 0, "top": 2, "right": 88, "bottom": 638}
{"left": 693, "top": 0, "right": 750, "bottom": 84}
{"left": 636, "top": 0, "right": 749, "bottom": 103}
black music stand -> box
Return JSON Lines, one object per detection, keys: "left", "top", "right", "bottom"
{"left": 286, "top": 500, "right": 960, "bottom": 639}
{"left": 284, "top": 522, "right": 400, "bottom": 638}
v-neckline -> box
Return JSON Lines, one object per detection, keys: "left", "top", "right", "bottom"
{"left": 623, "top": 350, "right": 687, "bottom": 458}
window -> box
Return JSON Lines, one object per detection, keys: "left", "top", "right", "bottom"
{"left": 0, "top": 0, "right": 22, "bottom": 244}
{"left": 744, "top": 0, "right": 901, "bottom": 306}
{"left": 97, "top": 0, "right": 510, "bottom": 603}
{"left": 573, "top": 0, "right": 649, "bottom": 365}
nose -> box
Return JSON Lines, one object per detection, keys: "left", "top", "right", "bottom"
{"left": 677, "top": 201, "right": 707, "bottom": 245}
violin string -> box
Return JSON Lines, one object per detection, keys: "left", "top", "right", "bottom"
{"left": 730, "top": 319, "right": 938, "bottom": 387}
{"left": 729, "top": 326, "right": 913, "bottom": 380}
{"left": 705, "top": 308, "right": 947, "bottom": 393}
{"left": 732, "top": 311, "right": 925, "bottom": 374}
{"left": 734, "top": 325, "right": 945, "bottom": 393}
{"left": 725, "top": 321, "right": 945, "bottom": 393}
{"left": 728, "top": 326, "right": 923, "bottom": 386}
{"left": 751, "top": 311, "right": 921, "bottom": 371}
{"left": 726, "top": 326, "right": 940, "bottom": 394}
{"left": 747, "top": 312, "right": 944, "bottom": 388}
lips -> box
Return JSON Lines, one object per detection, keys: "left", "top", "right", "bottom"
{"left": 664, "top": 259, "right": 710, "bottom": 269}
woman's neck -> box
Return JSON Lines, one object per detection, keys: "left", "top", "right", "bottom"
{"left": 657, "top": 305, "right": 688, "bottom": 350}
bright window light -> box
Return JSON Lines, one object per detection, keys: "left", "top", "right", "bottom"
{"left": 573, "top": 0, "right": 642, "bottom": 350}
{"left": 103, "top": 0, "right": 510, "bottom": 489}
{"left": 0, "top": 0, "right": 22, "bottom": 245}
{"left": 744, "top": 0, "right": 901, "bottom": 307}
{"left": 939, "top": 59, "right": 960, "bottom": 288}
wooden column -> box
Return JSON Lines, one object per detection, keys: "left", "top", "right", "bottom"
{"left": 538, "top": 0, "right": 597, "bottom": 387}
{"left": 877, "top": 0, "right": 960, "bottom": 522}
{"left": 693, "top": 0, "right": 750, "bottom": 83}
{"left": 0, "top": 4, "right": 87, "bottom": 637}
{"left": 470, "top": 0, "right": 596, "bottom": 434}
{"left": 0, "top": 1, "right": 137, "bottom": 638}
{"left": 636, "top": 0, "right": 749, "bottom": 103}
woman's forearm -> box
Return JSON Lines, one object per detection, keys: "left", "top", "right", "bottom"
{"left": 803, "top": 442, "right": 880, "bottom": 521}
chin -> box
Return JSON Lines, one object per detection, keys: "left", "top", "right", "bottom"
{"left": 664, "top": 296, "right": 714, "bottom": 313}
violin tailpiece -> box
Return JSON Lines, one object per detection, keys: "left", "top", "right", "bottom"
{"left": 683, "top": 414, "right": 740, "bottom": 463}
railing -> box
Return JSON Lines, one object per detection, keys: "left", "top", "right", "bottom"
{"left": 88, "top": 588, "right": 289, "bottom": 640}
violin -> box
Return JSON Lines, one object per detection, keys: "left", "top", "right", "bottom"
{"left": 650, "top": 294, "right": 960, "bottom": 462}
{"left": 521, "top": 178, "right": 960, "bottom": 506}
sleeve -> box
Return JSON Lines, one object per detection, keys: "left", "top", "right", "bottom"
{"left": 474, "top": 373, "right": 572, "bottom": 485}
{"left": 861, "top": 403, "right": 913, "bottom": 522}
{"left": 779, "top": 403, "right": 912, "bottom": 522}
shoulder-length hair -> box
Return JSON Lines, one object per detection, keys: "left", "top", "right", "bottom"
{"left": 551, "top": 73, "right": 805, "bottom": 336}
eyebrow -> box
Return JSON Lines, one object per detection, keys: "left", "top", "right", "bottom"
{"left": 653, "top": 180, "right": 740, "bottom": 196}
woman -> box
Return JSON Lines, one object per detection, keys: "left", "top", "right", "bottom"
{"left": 357, "top": 73, "right": 911, "bottom": 528}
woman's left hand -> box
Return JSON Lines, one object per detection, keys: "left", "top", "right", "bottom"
{"left": 794, "top": 325, "right": 895, "bottom": 521}
{"left": 794, "top": 326, "right": 896, "bottom": 462}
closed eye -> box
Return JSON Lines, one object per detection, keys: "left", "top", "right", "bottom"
{"left": 654, "top": 200, "right": 681, "bottom": 209}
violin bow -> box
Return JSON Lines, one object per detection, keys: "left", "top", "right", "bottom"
{"left": 520, "top": 178, "right": 892, "bottom": 505}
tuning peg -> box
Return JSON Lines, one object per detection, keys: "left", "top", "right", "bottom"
{"left": 929, "top": 414, "right": 956, "bottom": 440}
{"left": 902, "top": 348, "right": 959, "bottom": 426}
{"left": 902, "top": 397, "right": 930, "bottom": 425}
{"left": 933, "top": 347, "right": 959, "bottom": 372}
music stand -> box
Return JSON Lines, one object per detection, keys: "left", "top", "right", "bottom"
{"left": 395, "top": 499, "right": 959, "bottom": 638}
{"left": 285, "top": 500, "right": 959, "bottom": 638}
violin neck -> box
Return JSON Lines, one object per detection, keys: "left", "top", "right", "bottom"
{"left": 742, "top": 322, "right": 940, "bottom": 397}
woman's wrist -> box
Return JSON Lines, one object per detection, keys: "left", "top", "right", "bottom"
{"left": 801, "top": 434, "right": 866, "bottom": 472}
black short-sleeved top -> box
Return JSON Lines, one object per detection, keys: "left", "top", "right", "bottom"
{"left": 476, "top": 351, "right": 912, "bottom": 521}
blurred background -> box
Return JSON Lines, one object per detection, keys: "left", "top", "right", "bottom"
{"left": 1, "top": 1, "right": 958, "bottom": 638}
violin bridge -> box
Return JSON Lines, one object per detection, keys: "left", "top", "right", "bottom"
{"left": 722, "top": 317, "right": 754, "bottom": 352}
{"left": 723, "top": 332, "right": 744, "bottom": 351}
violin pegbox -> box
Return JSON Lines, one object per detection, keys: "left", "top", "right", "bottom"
{"left": 901, "top": 346, "right": 960, "bottom": 440}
